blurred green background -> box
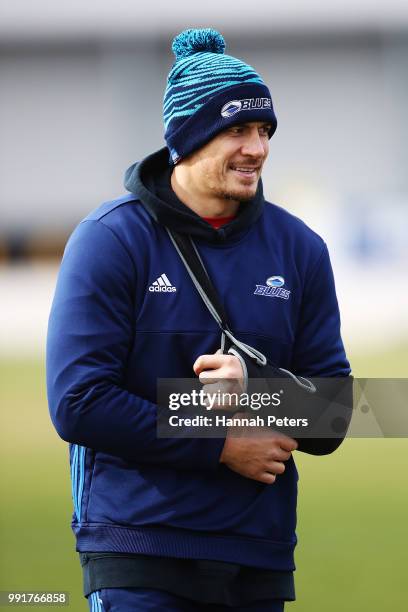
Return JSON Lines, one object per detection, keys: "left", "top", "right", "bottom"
{"left": 1, "top": 347, "right": 407, "bottom": 611}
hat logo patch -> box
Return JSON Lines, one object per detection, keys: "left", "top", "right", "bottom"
{"left": 221, "top": 100, "right": 242, "bottom": 118}
{"left": 221, "top": 98, "right": 272, "bottom": 118}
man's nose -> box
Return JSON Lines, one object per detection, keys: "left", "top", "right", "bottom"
{"left": 240, "top": 129, "right": 267, "bottom": 157}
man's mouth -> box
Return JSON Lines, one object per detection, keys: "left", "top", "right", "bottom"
{"left": 229, "top": 165, "right": 260, "bottom": 179}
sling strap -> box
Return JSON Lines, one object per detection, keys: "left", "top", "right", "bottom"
{"left": 166, "top": 227, "right": 316, "bottom": 392}
{"left": 167, "top": 228, "right": 267, "bottom": 367}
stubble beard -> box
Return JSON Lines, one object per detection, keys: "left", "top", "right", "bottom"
{"left": 214, "top": 179, "right": 259, "bottom": 202}
{"left": 212, "top": 180, "right": 260, "bottom": 204}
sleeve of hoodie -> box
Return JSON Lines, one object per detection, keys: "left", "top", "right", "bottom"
{"left": 236, "top": 241, "right": 352, "bottom": 456}
{"left": 291, "top": 242, "right": 350, "bottom": 379}
{"left": 287, "top": 241, "right": 352, "bottom": 454}
{"left": 46, "top": 219, "right": 224, "bottom": 469}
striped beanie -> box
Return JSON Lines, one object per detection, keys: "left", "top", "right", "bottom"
{"left": 163, "top": 28, "right": 277, "bottom": 164}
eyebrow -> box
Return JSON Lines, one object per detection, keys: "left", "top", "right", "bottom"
{"left": 232, "top": 122, "right": 272, "bottom": 128}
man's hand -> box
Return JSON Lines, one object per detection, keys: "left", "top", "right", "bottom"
{"left": 219, "top": 413, "right": 298, "bottom": 484}
{"left": 193, "top": 351, "right": 244, "bottom": 410}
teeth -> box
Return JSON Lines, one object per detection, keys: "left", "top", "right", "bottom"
{"left": 234, "top": 167, "right": 257, "bottom": 172}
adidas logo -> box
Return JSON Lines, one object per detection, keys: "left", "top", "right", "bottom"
{"left": 148, "top": 273, "right": 177, "bottom": 293}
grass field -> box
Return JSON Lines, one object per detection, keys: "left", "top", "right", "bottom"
{"left": 0, "top": 346, "right": 407, "bottom": 610}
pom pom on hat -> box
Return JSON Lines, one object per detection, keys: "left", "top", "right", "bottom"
{"left": 172, "top": 28, "right": 226, "bottom": 60}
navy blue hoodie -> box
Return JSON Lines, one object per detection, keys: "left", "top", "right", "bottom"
{"left": 46, "top": 147, "right": 350, "bottom": 571}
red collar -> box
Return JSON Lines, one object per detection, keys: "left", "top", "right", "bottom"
{"left": 202, "top": 216, "right": 236, "bottom": 229}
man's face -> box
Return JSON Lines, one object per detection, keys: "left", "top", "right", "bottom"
{"left": 183, "top": 122, "right": 271, "bottom": 203}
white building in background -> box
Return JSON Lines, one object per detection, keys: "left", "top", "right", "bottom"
{"left": 0, "top": 1, "right": 407, "bottom": 354}
{"left": 1, "top": 0, "right": 407, "bottom": 234}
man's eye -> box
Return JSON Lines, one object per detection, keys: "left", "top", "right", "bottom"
{"left": 229, "top": 127, "right": 243, "bottom": 134}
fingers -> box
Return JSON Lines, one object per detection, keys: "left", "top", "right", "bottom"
{"left": 220, "top": 436, "right": 289, "bottom": 484}
{"left": 258, "top": 472, "right": 277, "bottom": 485}
{"left": 277, "top": 435, "right": 298, "bottom": 453}
{"left": 193, "top": 354, "right": 225, "bottom": 375}
{"left": 267, "top": 461, "right": 286, "bottom": 475}
{"left": 245, "top": 460, "right": 286, "bottom": 484}
{"left": 200, "top": 381, "right": 241, "bottom": 411}
{"left": 193, "top": 353, "right": 242, "bottom": 378}
{"left": 271, "top": 449, "right": 292, "bottom": 462}
{"left": 199, "top": 370, "right": 223, "bottom": 384}
{"left": 256, "top": 462, "right": 285, "bottom": 484}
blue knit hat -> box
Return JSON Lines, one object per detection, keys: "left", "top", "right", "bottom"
{"left": 164, "top": 28, "right": 277, "bottom": 164}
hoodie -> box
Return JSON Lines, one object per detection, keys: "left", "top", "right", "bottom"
{"left": 46, "top": 146, "right": 350, "bottom": 571}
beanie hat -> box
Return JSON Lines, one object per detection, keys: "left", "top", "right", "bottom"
{"left": 163, "top": 28, "right": 277, "bottom": 164}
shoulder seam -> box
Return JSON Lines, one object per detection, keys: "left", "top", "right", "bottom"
{"left": 97, "top": 196, "right": 139, "bottom": 222}
{"left": 80, "top": 218, "right": 138, "bottom": 280}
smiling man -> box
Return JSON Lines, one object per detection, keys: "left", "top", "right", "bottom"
{"left": 170, "top": 121, "right": 271, "bottom": 217}
{"left": 47, "top": 28, "right": 350, "bottom": 611}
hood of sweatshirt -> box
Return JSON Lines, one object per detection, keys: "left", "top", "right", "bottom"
{"left": 124, "top": 147, "right": 265, "bottom": 244}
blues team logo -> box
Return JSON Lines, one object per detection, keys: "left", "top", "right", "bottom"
{"left": 221, "top": 100, "right": 242, "bottom": 118}
{"left": 254, "top": 276, "right": 290, "bottom": 300}
{"left": 221, "top": 98, "right": 272, "bottom": 118}
{"left": 266, "top": 276, "right": 285, "bottom": 288}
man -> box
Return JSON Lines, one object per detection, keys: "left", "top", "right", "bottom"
{"left": 47, "top": 28, "right": 351, "bottom": 611}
